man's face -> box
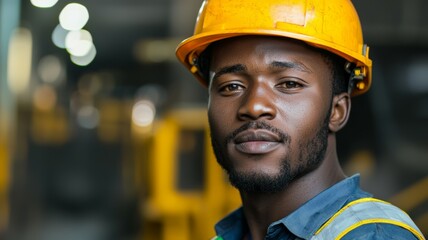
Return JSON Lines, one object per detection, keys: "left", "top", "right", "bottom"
{"left": 207, "top": 36, "right": 334, "bottom": 194}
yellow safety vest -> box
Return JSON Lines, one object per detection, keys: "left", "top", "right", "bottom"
{"left": 312, "top": 198, "right": 425, "bottom": 240}
{"left": 212, "top": 198, "right": 425, "bottom": 240}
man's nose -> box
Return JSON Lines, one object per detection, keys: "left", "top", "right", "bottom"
{"left": 237, "top": 83, "right": 277, "bottom": 121}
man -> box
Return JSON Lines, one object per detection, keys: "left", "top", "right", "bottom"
{"left": 176, "top": 0, "right": 425, "bottom": 239}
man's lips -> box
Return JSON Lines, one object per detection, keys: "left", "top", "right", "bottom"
{"left": 232, "top": 130, "right": 283, "bottom": 154}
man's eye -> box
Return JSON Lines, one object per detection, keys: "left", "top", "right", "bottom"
{"left": 220, "top": 83, "right": 243, "bottom": 93}
{"left": 280, "top": 80, "right": 303, "bottom": 89}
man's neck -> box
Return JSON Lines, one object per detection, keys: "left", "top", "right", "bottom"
{"left": 239, "top": 143, "right": 346, "bottom": 240}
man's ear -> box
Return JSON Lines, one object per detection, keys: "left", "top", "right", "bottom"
{"left": 329, "top": 92, "right": 351, "bottom": 133}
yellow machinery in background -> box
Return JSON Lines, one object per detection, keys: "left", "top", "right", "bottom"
{"left": 134, "top": 108, "right": 241, "bottom": 240}
{"left": 0, "top": 137, "right": 9, "bottom": 235}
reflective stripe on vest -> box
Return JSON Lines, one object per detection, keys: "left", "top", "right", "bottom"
{"left": 312, "top": 197, "right": 425, "bottom": 240}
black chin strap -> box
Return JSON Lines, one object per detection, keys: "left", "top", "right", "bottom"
{"left": 345, "top": 62, "right": 366, "bottom": 95}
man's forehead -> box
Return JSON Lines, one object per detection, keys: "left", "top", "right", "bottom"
{"left": 209, "top": 36, "right": 321, "bottom": 65}
{"left": 209, "top": 36, "right": 323, "bottom": 71}
{"left": 210, "top": 35, "right": 309, "bottom": 51}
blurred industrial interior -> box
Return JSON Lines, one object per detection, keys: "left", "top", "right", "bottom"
{"left": 0, "top": 0, "right": 427, "bottom": 239}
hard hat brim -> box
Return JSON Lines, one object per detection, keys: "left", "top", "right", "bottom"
{"left": 176, "top": 29, "right": 372, "bottom": 96}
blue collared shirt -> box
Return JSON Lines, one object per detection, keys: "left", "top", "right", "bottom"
{"left": 214, "top": 175, "right": 420, "bottom": 239}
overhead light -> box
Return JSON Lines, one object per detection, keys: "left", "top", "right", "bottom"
{"left": 59, "top": 3, "right": 89, "bottom": 31}
{"left": 132, "top": 100, "right": 156, "bottom": 127}
{"left": 65, "top": 29, "right": 93, "bottom": 57}
{"left": 31, "top": 0, "right": 58, "bottom": 8}
{"left": 51, "top": 24, "right": 69, "bottom": 48}
{"left": 70, "top": 45, "right": 97, "bottom": 66}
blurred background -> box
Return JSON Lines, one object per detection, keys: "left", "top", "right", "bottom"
{"left": 0, "top": 0, "right": 427, "bottom": 239}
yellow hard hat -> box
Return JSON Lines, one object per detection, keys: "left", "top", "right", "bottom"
{"left": 176, "top": 0, "right": 372, "bottom": 96}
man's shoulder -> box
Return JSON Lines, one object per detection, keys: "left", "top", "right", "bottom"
{"left": 341, "top": 223, "right": 420, "bottom": 240}
{"left": 313, "top": 197, "right": 424, "bottom": 240}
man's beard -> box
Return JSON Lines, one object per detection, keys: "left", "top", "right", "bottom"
{"left": 209, "top": 111, "right": 330, "bottom": 194}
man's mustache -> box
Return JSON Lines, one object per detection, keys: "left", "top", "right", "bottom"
{"left": 225, "top": 121, "right": 290, "bottom": 144}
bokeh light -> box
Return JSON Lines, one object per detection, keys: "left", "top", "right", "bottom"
{"left": 132, "top": 100, "right": 156, "bottom": 127}
{"left": 37, "top": 55, "right": 63, "bottom": 84}
{"left": 59, "top": 3, "right": 89, "bottom": 31}
{"left": 70, "top": 44, "right": 97, "bottom": 66}
{"left": 30, "top": 0, "right": 58, "bottom": 8}
{"left": 52, "top": 24, "right": 69, "bottom": 48}
{"left": 7, "top": 28, "right": 33, "bottom": 95}
{"left": 77, "top": 105, "right": 100, "bottom": 129}
{"left": 65, "top": 29, "right": 93, "bottom": 57}
{"left": 33, "top": 85, "right": 57, "bottom": 111}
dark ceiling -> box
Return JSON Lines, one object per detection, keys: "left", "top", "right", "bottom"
{"left": 20, "top": 0, "right": 201, "bottom": 93}
{"left": 18, "top": 0, "right": 428, "bottom": 100}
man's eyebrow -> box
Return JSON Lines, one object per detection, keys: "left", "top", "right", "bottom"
{"left": 212, "top": 64, "right": 247, "bottom": 81}
{"left": 270, "top": 61, "right": 312, "bottom": 73}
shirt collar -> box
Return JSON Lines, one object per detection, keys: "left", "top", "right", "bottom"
{"left": 215, "top": 174, "right": 368, "bottom": 239}
{"left": 215, "top": 208, "right": 246, "bottom": 239}
{"left": 276, "top": 174, "right": 366, "bottom": 239}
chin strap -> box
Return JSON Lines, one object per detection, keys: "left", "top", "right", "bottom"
{"left": 345, "top": 62, "right": 367, "bottom": 95}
